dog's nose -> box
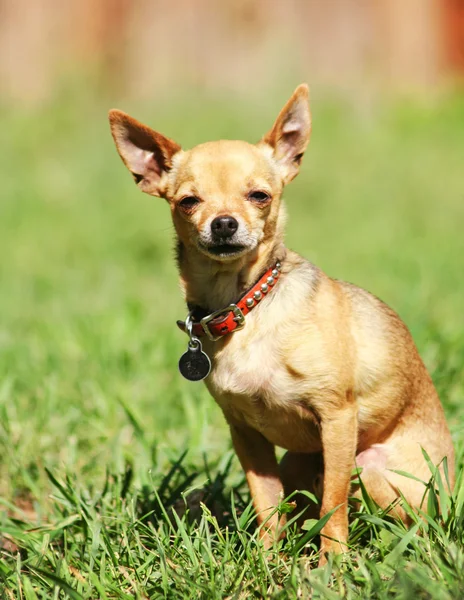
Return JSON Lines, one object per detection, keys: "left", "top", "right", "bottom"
{"left": 211, "top": 216, "right": 238, "bottom": 239}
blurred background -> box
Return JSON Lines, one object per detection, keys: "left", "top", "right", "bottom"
{"left": 0, "top": 1, "right": 463, "bottom": 498}
{"left": 1, "top": 0, "right": 464, "bottom": 103}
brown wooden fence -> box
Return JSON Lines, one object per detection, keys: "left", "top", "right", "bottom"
{"left": 0, "top": 0, "right": 462, "bottom": 105}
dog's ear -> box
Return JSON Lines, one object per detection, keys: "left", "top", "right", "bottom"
{"left": 108, "top": 110, "right": 181, "bottom": 197}
{"left": 262, "top": 84, "right": 311, "bottom": 184}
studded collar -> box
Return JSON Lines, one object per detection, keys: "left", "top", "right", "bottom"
{"left": 177, "top": 261, "right": 282, "bottom": 341}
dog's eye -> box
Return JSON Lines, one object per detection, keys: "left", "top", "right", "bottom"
{"left": 178, "top": 196, "right": 200, "bottom": 211}
{"left": 248, "top": 191, "right": 271, "bottom": 203}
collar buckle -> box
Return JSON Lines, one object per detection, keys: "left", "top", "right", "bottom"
{"left": 200, "top": 304, "right": 245, "bottom": 341}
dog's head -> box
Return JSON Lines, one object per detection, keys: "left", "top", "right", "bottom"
{"left": 109, "top": 85, "right": 311, "bottom": 263}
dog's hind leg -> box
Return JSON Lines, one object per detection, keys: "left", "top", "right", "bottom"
{"left": 280, "top": 447, "right": 412, "bottom": 526}
{"left": 353, "top": 434, "right": 453, "bottom": 522}
{"left": 353, "top": 446, "right": 412, "bottom": 523}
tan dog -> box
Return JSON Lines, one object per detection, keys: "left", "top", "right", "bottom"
{"left": 108, "top": 85, "right": 454, "bottom": 563}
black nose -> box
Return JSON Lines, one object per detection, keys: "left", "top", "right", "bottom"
{"left": 211, "top": 216, "right": 238, "bottom": 239}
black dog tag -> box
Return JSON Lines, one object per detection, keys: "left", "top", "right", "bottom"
{"left": 178, "top": 339, "right": 211, "bottom": 381}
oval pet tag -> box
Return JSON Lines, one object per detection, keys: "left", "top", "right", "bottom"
{"left": 178, "top": 338, "right": 211, "bottom": 381}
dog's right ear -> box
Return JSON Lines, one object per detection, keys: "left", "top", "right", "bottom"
{"left": 108, "top": 110, "right": 181, "bottom": 197}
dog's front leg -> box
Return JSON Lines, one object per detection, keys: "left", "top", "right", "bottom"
{"left": 319, "top": 403, "right": 357, "bottom": 564}
{"left": 230, "top": 423, "right": 284, "bottom": 547}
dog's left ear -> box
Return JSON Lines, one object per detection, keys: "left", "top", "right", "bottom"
{"left": 261, "top": 84, "right": 311, "bottom": 184}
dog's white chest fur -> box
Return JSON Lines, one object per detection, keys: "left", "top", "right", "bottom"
{"left": 204, "top": 264, "right": 325, "bottom": 451}
{"left": 207, "top": 265, "right": 316, "bottom": 401}
{"left": 210, "top": 327, "right": 294, "bottom": 401}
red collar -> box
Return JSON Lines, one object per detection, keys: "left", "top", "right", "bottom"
{"left": 177, "top": 261, "right": 282, "bottom": 341}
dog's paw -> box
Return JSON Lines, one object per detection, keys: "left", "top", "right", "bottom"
{"left": 318, "top": 537, "right": 348, "bottom": 567}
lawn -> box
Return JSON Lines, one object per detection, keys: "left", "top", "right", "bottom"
{"left": 0, "top": 89, "right": 463, "bottom": 598}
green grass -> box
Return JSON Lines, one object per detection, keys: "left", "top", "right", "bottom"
{"left": 0, "top": 90, "right": 463, "bottom": 598}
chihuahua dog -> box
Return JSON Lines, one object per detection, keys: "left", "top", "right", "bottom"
{"left": 109, "top": 85, "right": 454, "bottom": 563}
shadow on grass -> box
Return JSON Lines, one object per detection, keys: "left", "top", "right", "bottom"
{"left": 136, "top": 450, "right": 251, "bottom": 534}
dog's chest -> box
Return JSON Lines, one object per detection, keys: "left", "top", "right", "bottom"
{"left": 204, "top": 265, "right": 317, "bottom": 403}
{"left": 209, "top": 330, "right": 295, "bottom": 402}
{"left": 199, "top": 263, "right": 325, "bottom": 450}
{"left": 204, "top": 316, "right": 323, "bottom": 452}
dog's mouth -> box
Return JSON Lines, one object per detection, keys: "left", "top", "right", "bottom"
{"left": 206, "top": 243, "right": 246, "bottom": 257}
{"left": 198, "top": 241, "right": 248, "bottom": 259}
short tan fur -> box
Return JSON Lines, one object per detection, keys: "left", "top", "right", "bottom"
{"left": 109, "top": 85, "right": 454, "bottom": 564}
